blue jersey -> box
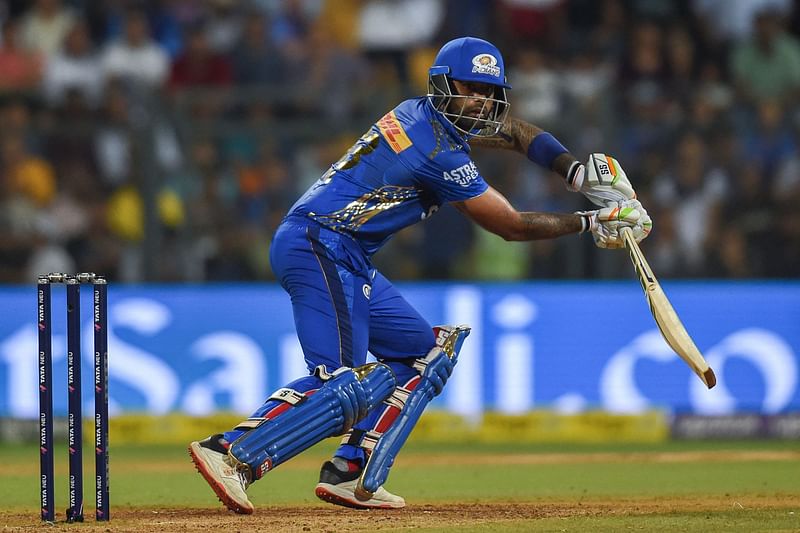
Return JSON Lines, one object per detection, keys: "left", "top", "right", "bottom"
{"left": 286, "top": 97, "right": 488, "bottom": 256}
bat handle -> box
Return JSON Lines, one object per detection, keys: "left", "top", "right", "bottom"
{"left": 620, "top": 226, "right": 635, "bottom": 247}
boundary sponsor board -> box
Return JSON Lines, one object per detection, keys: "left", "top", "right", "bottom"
{"left": 1, "top": 282, "right": 798, "bottom": 417}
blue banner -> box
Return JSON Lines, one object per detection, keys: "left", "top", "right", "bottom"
{"left": 1, "top": 282, "right": 798, "bottom": 417}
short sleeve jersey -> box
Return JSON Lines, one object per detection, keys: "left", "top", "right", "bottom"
{"left": 286, "top": 97, "right": 488, "bottom": 256}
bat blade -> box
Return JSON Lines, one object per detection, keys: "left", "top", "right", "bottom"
{"left": 621, "top": 228, "right": 716, "bottom": 389}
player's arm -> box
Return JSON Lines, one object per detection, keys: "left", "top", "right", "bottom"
{"left": 469, "top": 117, "right": 637, "bottom": 207}
{"left": 454, "top": 186, "right": 582, "bottom": 241}
{"left": 468, "top": 117, "right": 579, "bottom": 184}
{"left": 452, "top": 185, "right": 647, "bottom": 247}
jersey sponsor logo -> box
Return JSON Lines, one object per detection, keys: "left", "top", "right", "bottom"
{"left": 471, "top": 54, "right": 501, "bottom": 78}
{"left": 377, "top": 111, "right": 412, "bottom": 153}
{"left": 443, "top": 161, "right": 480, "bottom": 187}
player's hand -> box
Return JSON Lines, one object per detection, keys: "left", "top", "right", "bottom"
{"left": 622, "top": 199, "right": 652, "bottom": 244}
{"left": 579, "top": 199, "right": 652, "bottom": 249}
{"left": 568, "top": 153, "right": 637, "bottom": 207}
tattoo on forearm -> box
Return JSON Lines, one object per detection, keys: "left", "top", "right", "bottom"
{"left": 468, "top": 117, "right": 542, "bottom": 154}
{"left": 518, "top": 212, "right": 583, "bottom": 240}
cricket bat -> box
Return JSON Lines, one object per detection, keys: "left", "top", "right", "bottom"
{"left": 621, "top": 227, "right": 716, "bottom": 389}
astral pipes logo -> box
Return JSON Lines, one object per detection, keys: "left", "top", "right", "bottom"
{"left": 443, "top": 161, "right": 479, "bottom": 187}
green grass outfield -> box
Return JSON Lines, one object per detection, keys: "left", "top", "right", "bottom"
{"left": 3, "top": 439, "right": 799, "bottom": 531}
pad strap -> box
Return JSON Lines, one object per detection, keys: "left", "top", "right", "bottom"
{"left": 268, "top": 388, "right": 308, "bottom": 405}
{"left": 339, "top": 381, "right": 416, "bottom": 450}
{"left": 234, "top": 382, "right": 317, "bottom": 431}
{"left": 341, "top": 428, "right": 381, "bottom": 451}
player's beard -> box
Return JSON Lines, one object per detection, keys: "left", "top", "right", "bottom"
{"left": 453, "top": 115, "right": 489, "bottom": 133}
{"left": 450, "top": 101, "right": 492, "bottom": 133}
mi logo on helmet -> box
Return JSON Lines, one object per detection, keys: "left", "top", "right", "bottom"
{"left": 472, "top": 54, "right": 500, "bottom": 77}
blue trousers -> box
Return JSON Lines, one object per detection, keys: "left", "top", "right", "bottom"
{"left": 237, "top": 217, "right": 435, "bottom": 464}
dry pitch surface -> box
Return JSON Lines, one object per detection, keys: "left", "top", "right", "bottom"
{"left": 2, "top": 496, "right": 798, "bottom": 532}
{"left": 3, "top": 449, "right": 798, "bottom": 531}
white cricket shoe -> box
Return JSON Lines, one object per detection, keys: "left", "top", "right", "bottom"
{"left": 315, "top": 458, "right": 405, "bottom": 509}
{"left": 189, "top": 434, "right": 254, "bottom": 514}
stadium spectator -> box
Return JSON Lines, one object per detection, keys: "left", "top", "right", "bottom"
{"left": 169, "top": 24, "right": 233, "bottom": 89}
{"left": 357, "top": 0, "right": 445, "bottom": 85}
{"left": 0, "top": 131, "right": 59, "bottom": 282}
{"left": 691, "top": 0, "right": 793, "bottom": 44}
{"left": 234, "top": 139, "right": 293, "bottom": 228}
{"left": 0, "top": 133, "right": 56, "bottom": 210}
{"left": 41, "top": 20, "right": 103, "bottom": 108}
{"left": 43, "top": 86, "right": 98, "bottom": 184}
{"left": 651, "top": 131, "right": 730, "bottom": 274}
{"left": 18, "top": 0, "right": 75, "bottom": 60}
{"left": 303, "top": 24, "right": 371, "bottom": 121}
{"left": 581, "top": 0, "right": 627, "bottom": 61}
{"left": 0, "top": 2, "right": 797, "bottom": 281}
{"left": 179, "top": 137, "right": 241, "bottom": 280}
{"left": 665, "top": 26, "right": 700, "bottom": 108}
{"left": 730, "top": 7, "right": 800, "bottom": 107}
{"left": 101, "top": 9, "right": 170, "bottom": 90}
{"left": 93, "top": 83, "right": 135, "bottom": 187}
{"left": 204, "top": 0, "right": 244, "bottom": 54}
{"left": 496, "top": 0, "right": 565, "bottom": 48}
{"left": 230, "top": 13, "right": 287, "bottom": 86}
{"left": 93, "top": 80, "right": 182, "bottom": 188}
{"left": 268, "top": 0, "right": 319, "bottom": 48}
{"left": 0, "top": 18, "right": 43, "bottom": 93}
{"left": 508, "top": 48, "right": 562, "bottom": 129}
{"left": 716, "top": 162, "right": 774, "bottom": 277}
{"left": 741, "top": 99, "right": 798, "bottom": 178}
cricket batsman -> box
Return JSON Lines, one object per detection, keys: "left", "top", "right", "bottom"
{"left": 189, "top": 36, "right": 652, "bottom": 513}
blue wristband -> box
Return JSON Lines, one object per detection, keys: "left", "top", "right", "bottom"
{"left": 527, "top": 132, "right": 568, "bottom": 169}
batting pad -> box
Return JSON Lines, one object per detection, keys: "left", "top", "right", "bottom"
{"left": 228, "top": 363, "right": 396, "bottom": 480}
{"left": 356, "top": 325, "right": 471, "bottom": 499}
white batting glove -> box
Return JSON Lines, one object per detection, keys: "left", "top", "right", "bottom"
{"left": 622, "top": 199, "right": 652, "bottom": 244}
{"left": 578, "top": 199, "right": 652, "bottom": 249}
{"left": 567, "top": 154, "right": 637, "bottom": 207}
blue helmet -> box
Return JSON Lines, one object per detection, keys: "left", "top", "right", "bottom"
{"left": 427, "top": 37, "right": 511, "bottom": 137}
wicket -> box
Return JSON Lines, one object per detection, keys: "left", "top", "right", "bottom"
{"left": 38, "top": 272, "right": 110, "bottom": 523}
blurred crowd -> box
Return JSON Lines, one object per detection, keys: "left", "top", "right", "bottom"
{"left": 1, "top": 0, "right": 799, "bottom": 283}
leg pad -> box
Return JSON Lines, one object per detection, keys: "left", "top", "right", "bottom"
{"left": 355, "top": 325, "right": 471, "bottom": 499}
{"left": 228, "top": 363, "right": 395, "bottom": 480}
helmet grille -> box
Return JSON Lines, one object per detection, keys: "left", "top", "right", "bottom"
{"left": 427, "top": 72, "right": 510, "bottom": 138}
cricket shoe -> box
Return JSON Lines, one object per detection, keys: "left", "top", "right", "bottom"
{"left": 315, "top": 457, "right": 405, "bottom": 509}
{"left": 189, "top": 434, "right": 254, "bottom": 514}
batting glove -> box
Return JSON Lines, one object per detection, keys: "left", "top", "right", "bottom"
{"left": 567, "top": 153, "right": 637, "bottom": 208}
{"left": 578, "top": 199, "right": 652, "bottom": 249}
